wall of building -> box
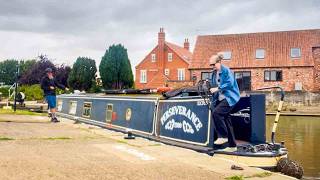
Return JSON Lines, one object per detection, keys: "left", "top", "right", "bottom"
{"left": 135, "top": 45, "right": 191, "bottom": 89}
{"left": 164, "top": 48, "right": 190, "bottom": 82}
{"left": 313, "top": 47, "right": 320, "bottom": 91}
{"left": 235, "top": 67, "right": 316, "bottom": 91}
{"left": 166, "top": 80, "right": 194, "bottom": 89}
{"left": 190, "top": 66, "right": 318, "bottom": 92}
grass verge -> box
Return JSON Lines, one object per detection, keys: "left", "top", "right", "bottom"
{"left": 40, "top": 137, "right": 72, "bottom": 140}
{"left": 225, "top": 172, "right": 272, "bottom": 180}
{"left": 0, "top": 136, "right": 15, "bottom": 141}
{"left": 0, "top": 109, "right": 46, "bottom": 116}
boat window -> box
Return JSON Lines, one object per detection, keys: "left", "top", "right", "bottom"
{"left": 69, "top": 101, "right": 77, "bottom": 115}
{"left": 82, "top": 102, "right": 92, "bottom": 118}
{"left": 106, "top": 104, "right": 113, "bottom": 122}
{"left": 57, "top": 100, "right": 63, "bottom": 112}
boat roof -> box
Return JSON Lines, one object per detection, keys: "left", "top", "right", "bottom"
{"left": 57, "top": 93, "right": 162, "bottom": 100}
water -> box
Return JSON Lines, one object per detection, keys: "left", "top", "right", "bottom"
{"left": 266, "top": 116, "right": 320, "bottom": 179}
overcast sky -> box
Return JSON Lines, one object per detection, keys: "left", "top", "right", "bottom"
{"left": 0, "top": 0, "right": 319, "bottom": 71}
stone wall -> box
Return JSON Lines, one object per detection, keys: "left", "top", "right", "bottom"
{"left": 247, "top": 91, "right": 320, "bottom": 106}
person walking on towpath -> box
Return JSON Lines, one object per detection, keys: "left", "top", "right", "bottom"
{"left": 209, "top": 53, "right": 240, "bottom": 152}
{"left": 41, "top": 68, "right": 68, "bottom": 123}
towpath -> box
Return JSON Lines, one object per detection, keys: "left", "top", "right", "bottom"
{"left": 0, "top": 114, "right": 293, "bottom": 180}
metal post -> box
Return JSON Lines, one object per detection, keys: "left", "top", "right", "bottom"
{"left": 256, "top": 86, "right": 284, "bottom": 144}
{"left": 13, "top": 63, "right": 19, "bottom": 112}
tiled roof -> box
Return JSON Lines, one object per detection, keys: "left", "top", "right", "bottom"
{"left": 145, "top": 72, "right": 170, "bottom": 88}
{"left": 190, "top": 29, "right": 320, "bottom": 69}
{"left": 165, "top": 42, "right": 192, "bottom": 63}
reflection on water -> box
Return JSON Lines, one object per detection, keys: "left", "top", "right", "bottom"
{"left": 266, "top": 116, "right": 320, "bottom": 179}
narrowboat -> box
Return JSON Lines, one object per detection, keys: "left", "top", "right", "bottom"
{"left": 56, "top": 86, "right": 303, "bottom": 179}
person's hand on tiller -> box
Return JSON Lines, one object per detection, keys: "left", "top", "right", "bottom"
{"left": 210, "top": 87, "right": 219, "bottom": 93}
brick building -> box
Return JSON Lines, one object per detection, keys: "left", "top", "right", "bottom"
{"left": 189, "top": 29, "right": 320, "bottom": 92}
{"left": 135, "top": 28, "right": 192, "bottom": 89}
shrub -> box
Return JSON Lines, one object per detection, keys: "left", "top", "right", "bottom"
{"left": 0, "top": 87, "right": 10, "bottom": 98}
{"left": 19, "top": 84, "right": 44, "bottom": 101}
{"left": 88, "top": 81, "right": 102, "bottom": 93}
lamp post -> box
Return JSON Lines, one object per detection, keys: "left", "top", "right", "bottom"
{"left": 13, "top": 62, "right": 20, "bottom": 112}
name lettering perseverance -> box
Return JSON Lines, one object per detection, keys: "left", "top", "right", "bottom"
{"left": 160, "top": 106, "right": 203, "bottom": 132}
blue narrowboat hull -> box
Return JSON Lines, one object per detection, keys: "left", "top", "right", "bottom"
{"left": 56, "top": 93, "right": 287, "bottom": 164}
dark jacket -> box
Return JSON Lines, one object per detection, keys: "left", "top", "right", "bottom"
{"left": 40, "top": 76, "right": 65, "bottom": 96}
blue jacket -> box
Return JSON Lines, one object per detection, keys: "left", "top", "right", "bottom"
{"left": 211, "top": 65, "right": 240, "bottom": 106}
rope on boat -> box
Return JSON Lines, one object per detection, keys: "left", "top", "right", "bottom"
{"left": 236, "top": 144, "right": 279, "bottom": 153}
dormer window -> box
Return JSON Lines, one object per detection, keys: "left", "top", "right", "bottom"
{"left": 256, "top": 49, "right": 265, "bottom": 59}
{"left": 223, "top": 51, "right": 232, "bottom": 60}
{"left": 168, "top": 53, "right": 173, "bottom": 62}
{"left": 151, "top": 53, "right": 156, "bottom": 62}
{"left": 290, "top": 48, "right": 301, "bottom": 58}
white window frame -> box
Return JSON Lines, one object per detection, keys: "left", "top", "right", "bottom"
{"left": 164, "top": 69, "right": 170, "bottom": 76}
{"left": 151, "top": 53, "right": 156, "bottom": 62}
{"left": 290, "top": 48, "right": 301, "bottom": 58}
{"left": 168, "top": 53, "right": 173, "bottom": 62}
{"left": 106, "top": 104, "right": 113, "bottom": 123}
{"left": 140, "top": 70, "right": 147, "bottom": 83}
{"left": 256, "top": 48, "right": 265, "bottom": 59}
{"left": 69, "top": 101, "right": 77, "bottom": 115}
{"left": 223, "top": 51, "right": 232, "bottom": 60}
{"left": 57, "top": 100, "right": 63, "bottom": 112}
{"left": 177, "top": 68, "right": 185, "bottom": 81}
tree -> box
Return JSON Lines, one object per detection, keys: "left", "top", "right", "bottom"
{"left": 55, "top": 65, "right": 71, "bottom": 87}
{"left": 19, "top": 55, "right": 56, "bottom": 85}
{"left": 67, "top": 57, "right": 97, "bottom": 91}
{"left": 20, "top": 59, "right": 36, "bottom": 75}
{"left": 99, "top": 44, "right": 134, "bottom": 89}
{"left": 0, "top": 59, "right": 19, "bottom": 85}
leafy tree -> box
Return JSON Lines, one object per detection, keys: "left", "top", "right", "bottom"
{"left": 0, "top": 59, "right": 19, "bottom": 85}
{"left": 99, "top": 44, "right": 134, "bottom": 89}
{"left": 19, "top": 55, "right": 56, "bottom": 85}
{"left": 67, "top": 57, "right": 97, "bottom": 91}
{"left": 55, "top": 64, "right": 71, "bottom": 87}
{"left": 20, "top": 59, "right": 36, "bottom": 75}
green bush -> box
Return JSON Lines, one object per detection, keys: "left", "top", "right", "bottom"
{"left": 19, "top": 84, "right": 44, "bottom": 101}
{"left": 0, "top": 87, "right": 10, "bottom": 98}
{"left": 88, "top": 81, "right": 102, "bottom": 93}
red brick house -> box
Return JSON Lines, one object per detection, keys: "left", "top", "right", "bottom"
{"left": 189, "top": 29, "right": 320, "bottom": 92}
{"left": 135, "top": 28, "right": 192, "bottom": 89}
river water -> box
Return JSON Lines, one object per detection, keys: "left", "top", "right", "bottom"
{"left": 266, "top": 116, "right": 320, "bottom": 179}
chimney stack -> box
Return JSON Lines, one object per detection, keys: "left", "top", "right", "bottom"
{"left": 158, "top": 28, "right": 165, "bottom": 45}
{"left": 184, "top": 38, "right": 190, "bottom": 51}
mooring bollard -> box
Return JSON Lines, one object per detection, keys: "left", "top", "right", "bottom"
{"left": 124, "top": 128, "right": 135, "bottom": 139}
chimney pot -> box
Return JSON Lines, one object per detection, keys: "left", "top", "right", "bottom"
{"left": 158, "top": 27, "right": 165, "bottom": 45}
{"left": 184, "top": 38, "right": 190, "bottom": 51}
